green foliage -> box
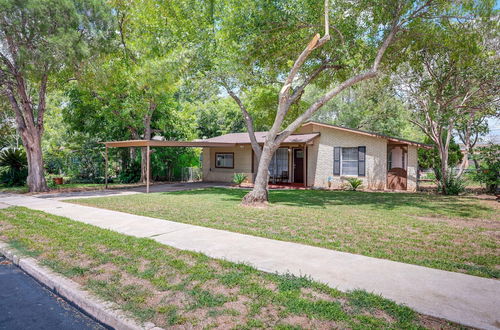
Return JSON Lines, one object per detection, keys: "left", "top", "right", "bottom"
{"left": 0, "top": 148, "right": 28, "bottom": 186}
{"left": 311, "top": 78, "right": 421, "bottom": 139}
{"left": 232, "top": 173, "right": 247, "bottom": 186}
{"left": 418, "top": 136, "right": 463, "bottom": 174}
{"left": 344, "top": 177, "right": 363, "bottom": 191}
{"left": 437, "top": 170, "right": 466, "bottom": 195}
{"left": 190, "top": 97, "right": 244, "bottom": 138}
{"left": 473, "top": 144, "right": 500, "bottom": 193}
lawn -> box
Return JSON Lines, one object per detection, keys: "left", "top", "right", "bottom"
{"left": 0, "top": 182, "right": 140, "bottom": 194}
{"left": 0, "top": 207, "right": 458, "bottom": 329}
{"left": 71, "top": 188, "right": 500, "bottom": 278}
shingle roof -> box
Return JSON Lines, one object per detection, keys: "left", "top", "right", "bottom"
{"left": 202, "top": 132, "right": 320, "bottom": 144}
{"left": 303, "top": 121, "right": 432, "bottom": 148}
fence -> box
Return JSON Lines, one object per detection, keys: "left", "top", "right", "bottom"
{"left": 181, "top": 167, "right": 202, "bottom": 182}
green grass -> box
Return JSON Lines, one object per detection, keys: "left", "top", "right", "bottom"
{"left": 71, "top": 188, "right": 500, "bottom": 278}
{"left": 0, "top": 207, "right": 459, "bottom": 329}
{"left": 0, "top": 182, "right": 137, "bottom": 194}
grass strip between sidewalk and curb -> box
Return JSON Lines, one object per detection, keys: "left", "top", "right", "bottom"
{"left": 0, "top": 206, "right": 465, "bottom": 329}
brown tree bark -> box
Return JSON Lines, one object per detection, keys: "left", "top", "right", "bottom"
{"left": 4, "top": 74, "right": 48, "bottom": 192}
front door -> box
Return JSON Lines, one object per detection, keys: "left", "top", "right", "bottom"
{"left": 387, "top": 145, "right": 408, "bottom": 190}
{"left": 293, "top": 149, "right": 304, "bottom": 183}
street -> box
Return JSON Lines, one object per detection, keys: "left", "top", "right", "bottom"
{"left": 0, "top": 255, "right": 107, "bottom": 330}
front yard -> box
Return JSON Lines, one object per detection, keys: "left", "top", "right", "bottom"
{"left": 71, "top": 188, "right": 500, "bottom": 278}
{"left": 0, "top": 207, "right": 457, "bottom": 329}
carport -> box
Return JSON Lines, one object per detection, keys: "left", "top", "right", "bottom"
{"left": 101, "top": 140, "right": 235, "bottom": 193}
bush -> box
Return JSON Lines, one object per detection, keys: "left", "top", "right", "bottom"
{"left": 345, "top": 177, "right": 363, "bottom": 191}
{"left": 472, "top": 145, "right": 499, "bottom": 193}
{"left": 438, "top": 170, "right": 466, "bottom": 195}
{"left": 232, "top": 173, "right": 247, "bottom": 186}
{"left": 0, "top": 148, "right": 28, "bottom": 186}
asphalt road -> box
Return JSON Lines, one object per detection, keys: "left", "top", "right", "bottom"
{"left": 0, "top": 255, "right": 107, "bottom": 330}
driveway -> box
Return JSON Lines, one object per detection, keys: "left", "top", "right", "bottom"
{"left": 0, "top": 256, "right": 106, "bottom": 330}
{"left": 36, "top": 181, "right": 232, "bottom": 200}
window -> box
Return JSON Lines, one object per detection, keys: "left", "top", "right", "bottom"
{"left": 269, "top": 148, "right": 289, "bottom": 183}
{"left": 215, "top": 153, "right": 234, "bottom": 168}
{"left": 341, "top": 147, "right": 358, "bottom": 175}
{"left": 334, "top": 146, "right": 366, "bottom": 177}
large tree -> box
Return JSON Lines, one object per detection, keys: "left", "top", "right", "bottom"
{"left": 397, "top": 17, "right": 499, "bottom": 193}
{"left": 206, "top": 0, "right": 473, "bottom": 205}
{"left": 0, "top": 0, "right": 111, "bottom": 191}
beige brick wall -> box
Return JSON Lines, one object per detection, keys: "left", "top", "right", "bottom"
{"left": 300, "top": 125, "right": 387, "bottom": 190}
{"left": 202, "top": 145, "right": 253, "bottom": 183}
{"left": 202, "top": 125, "right": 419, "bottom": 191}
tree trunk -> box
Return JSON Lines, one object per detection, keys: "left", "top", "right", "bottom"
{"left": 5, "top": 82, "right": 48, "bottom": 192}
{"left": 242, "top": 143, "right": 278, "bottom": 206}
{"left": 25, "top": 134, "right": 48, "bottom": 192}
{"left": 439, "top": 146, "right": 449, "bottom": 194}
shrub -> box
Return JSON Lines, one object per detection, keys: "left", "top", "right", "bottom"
{"left": 438, "top": 170, "right": 466, "bottom": 195}
{"left": 0, "top": 148, "right": 28, "bottom": 186}
{"left": 232, "top": 173, "right": 247, "bottom": 186}
{"left": 472, "top": 145, "right": 499, "bottom": 193}
{"left": 345, "top": 177, "right": 363, "bottom": 191}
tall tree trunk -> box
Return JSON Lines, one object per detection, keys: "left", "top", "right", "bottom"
{"left": 24, "top": 133, "right": 48, "bottom": 192}
{"left": 5, "top": 80, "right": 48, "bottom": 192}
{"left": 241, "top": 143, "right": 279, "bottom": 205}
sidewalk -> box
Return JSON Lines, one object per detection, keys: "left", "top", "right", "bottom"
{"left": 0, "top": 194, "right": 498, "bottom": 330}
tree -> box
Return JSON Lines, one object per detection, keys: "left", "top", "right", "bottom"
{"left": 473, "top": 144, "right": 499, "bottom": 193}
{"left": 418, "top": 135, "right": 462, "bottom": 181}
{"left": 310, "top": 77, "right": 422, "bottom": 139}
{"left": 397, "top": 17, "right": 499, "bottom": 194}
{"left": 207, "top": 0, "right": 466, "bottom": 205}
{"left": 0, "top": 0, "right": 111, "bottom": 191}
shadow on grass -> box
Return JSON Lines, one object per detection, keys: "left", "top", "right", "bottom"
{"left": 163, "top": 188, "right": 493, "bottom": 218}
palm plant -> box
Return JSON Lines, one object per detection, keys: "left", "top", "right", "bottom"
{"left": 0, "top": 148, "right": 28, "bottom": 186}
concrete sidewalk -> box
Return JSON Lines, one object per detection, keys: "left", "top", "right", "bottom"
{"left": 0, "top": 194, "right": 499, "bottom": 330}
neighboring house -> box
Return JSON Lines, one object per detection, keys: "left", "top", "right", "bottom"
{"left": 201, "top": 121, "right": 431, "bottom": 191}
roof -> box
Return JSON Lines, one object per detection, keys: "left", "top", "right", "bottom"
{"left": 102, "top": 121, "right": 430, "bottom": 149}
{"left": 201, "top": 132, "right": 320, "bottom": 144}
{"left": 103, "top": 140, "right": 235, "bottom": 148}
{"left": 303, "top": 121, "right": 432, "bottom": 149}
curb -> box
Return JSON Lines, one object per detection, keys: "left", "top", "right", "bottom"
{"left": 0, "top": 242, "right": 162, "bottom": 330}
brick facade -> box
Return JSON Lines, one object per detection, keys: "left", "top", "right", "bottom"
{"left": 202, "top": 123, "right": 419, "bottom": 191}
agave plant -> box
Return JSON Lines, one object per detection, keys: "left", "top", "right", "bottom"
{"left": 0, "top": 148, "right": 28, "bottom": 186}
{"left": 232, "top": 173, "right": 247, "bottom": 187}
{"left": 345, "top": 177, "right": 363, "bottom": 191}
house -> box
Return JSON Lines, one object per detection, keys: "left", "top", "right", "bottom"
{"left": 201, "top": 121, "right": 431, "bottom": 191}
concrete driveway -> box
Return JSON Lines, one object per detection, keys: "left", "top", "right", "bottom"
{"left": 36, "top": 182, "right": 232, "bottom": 200}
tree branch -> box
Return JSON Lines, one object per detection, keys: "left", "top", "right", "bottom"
{"left": 223, "top": 84, "right": 262, "bottom": 160}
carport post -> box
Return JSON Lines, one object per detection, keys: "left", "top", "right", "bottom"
{"left": 104, "top": 146, "right": 108, "bottom": 189}
{"left": 146, "top": 145, "right": 150, "bottom": 193}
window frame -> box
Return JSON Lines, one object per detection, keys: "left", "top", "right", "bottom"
{"left": 215, "top": 152, "right": 234, "bottom": 169}
{"left": 341, "top": 147, "right": 359, "bottom": 176}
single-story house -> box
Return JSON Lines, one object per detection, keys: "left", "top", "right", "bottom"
{"left": 201, "top": 121, "right": 431, "bottom": 191}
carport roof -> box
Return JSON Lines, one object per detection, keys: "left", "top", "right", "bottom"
{"left": 200, "top": 132, "right": 320, "bottom": 144}
{"left": 102, "top": 132, "right": 320, "bottom": 148}
{"left": 102, "top": 140, "right": 235, "bottom": 148}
